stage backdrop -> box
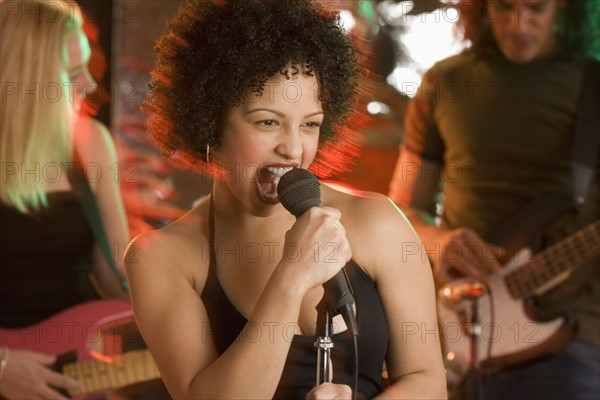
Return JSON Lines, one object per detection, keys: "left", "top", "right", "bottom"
{"left": 111, "top": 0, "right": 211, "bottom": 229}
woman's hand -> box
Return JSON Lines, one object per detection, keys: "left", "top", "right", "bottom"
{"left": 306, "top": 382, "right": 352, "bottom": 400}
{"left": 279, "top": 206, "right": 352, "bottom": 293}
{"left": 0, "top": 349, "right": 83, "bottom": 400}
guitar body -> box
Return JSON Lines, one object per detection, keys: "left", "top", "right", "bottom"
{"left": 439, "top": 251, "right": 574, "bottom": 373}
{"left": 0, "top": 301, "right": 163, "bottom": 398}
{"left": 439, "top": 197, "right": 593, "bottom": 373}
{"left": 0, "top": 300, "right": 133, "bottom": 361}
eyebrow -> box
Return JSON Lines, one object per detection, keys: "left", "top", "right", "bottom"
{"left": 244, "top": 108, "right": 323, "bottom": 118}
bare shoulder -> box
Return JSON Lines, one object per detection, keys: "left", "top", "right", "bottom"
{"left": 322, "top": 184, "right": 424, "bottom": 277}
{"left": 322, "top": 184, "right": 414, "bottom": 238}
{"left": 74, "top": 115, "right": 109, "bottom": 136}
{"left": 72, "top": 116, "right": 115, "bottom": 163}
{"left": 125, "top": 202, "right": 211, "bottom": 293}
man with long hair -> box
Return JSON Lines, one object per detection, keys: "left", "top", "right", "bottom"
{"left": 389, "top": 0, "right": 599, "bottom": 399}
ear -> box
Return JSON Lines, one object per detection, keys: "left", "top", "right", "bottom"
{"left": 551, "top": 0, "right": 568, "bottom": 36}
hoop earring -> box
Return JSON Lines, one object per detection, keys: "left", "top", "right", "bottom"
{"left": 206, "top": 144, "right": 210, "bottom": 164}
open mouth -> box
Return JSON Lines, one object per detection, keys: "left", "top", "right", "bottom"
{"left": 256, "top": 165, "right": 296, "bottom": 203}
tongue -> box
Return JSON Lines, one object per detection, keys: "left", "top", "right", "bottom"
{"left": 259, "top": 169, "right": 277, "bottom": 195}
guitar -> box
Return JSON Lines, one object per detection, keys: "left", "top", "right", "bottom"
{"left": 0, "top": 300, "right": 161, "bottom": 397}
{"left": 438, "top": 199, "right": 600, "bottom": 374}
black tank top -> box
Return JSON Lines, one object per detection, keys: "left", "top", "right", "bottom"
{"left": 0, "top": 192, "right": 98, "bottom": 328}
{"left": 201, "top": 200, "right": 389, "bottom": 399}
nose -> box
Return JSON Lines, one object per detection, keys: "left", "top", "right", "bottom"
{"left": 275, "top": 127, "right": 303, "bottom": 161}
{"left": 507, "top": 5, "right": 529, "bottom": 34}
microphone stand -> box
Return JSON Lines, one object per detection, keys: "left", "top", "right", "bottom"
{"left": 314, "top": 302, "right": 334, "bottom": 385}
{"left": 439, "top": 278, "right": 487, "bottom": 400}
{"left": 313, "top": 269, "right": 358, "bottom": 388}
{"left": 466, "top": 297, "right": 483, "bottom": 400}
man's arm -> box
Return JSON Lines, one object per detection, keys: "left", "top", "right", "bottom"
{"left": 388, "top": 146, "right": 503, "bottom": 285}
{"left": 388, "top": 145, "right": 442, "bottom": 237}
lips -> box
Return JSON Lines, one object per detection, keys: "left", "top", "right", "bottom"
{"left": 256, "top": 164, "right": 296, "bottom": 203}
{"left": 506, "top": 34, "right": 531, "bottom": 49}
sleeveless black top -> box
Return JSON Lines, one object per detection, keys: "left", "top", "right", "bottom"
{"left": 0, "top": 192, "right": 98, "bottom": 328}
{"left": 201, "top": 202, "right": 389, "bottom": 399}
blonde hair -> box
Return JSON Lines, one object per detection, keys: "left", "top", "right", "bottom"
{"left": 0, "top": 0, "right": 83, "bottom": 212}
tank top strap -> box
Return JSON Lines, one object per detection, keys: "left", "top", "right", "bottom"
{"left": 207, "top": 194, "right": 217, "bottom": 281}
{"left": 201, "top": 194, "right": 248, "bottom": 354}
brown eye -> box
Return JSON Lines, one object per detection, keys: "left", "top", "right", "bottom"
{"left": 258, "top": 120, "right": 279, "bottom": 127}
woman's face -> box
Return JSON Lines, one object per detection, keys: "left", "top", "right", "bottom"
{"left": 215, "top": 71, "right": 324, "bottom": 211}
{"left": 64, "top": 31, "right": 95, "bottom": 113}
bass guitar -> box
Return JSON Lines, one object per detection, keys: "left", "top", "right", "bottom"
{"left": 438, "top": 198, "right": 600, "bottom": 373}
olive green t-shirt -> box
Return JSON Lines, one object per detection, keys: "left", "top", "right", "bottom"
{"left": 404, "top": 50, "right": 599, "bottom": 346}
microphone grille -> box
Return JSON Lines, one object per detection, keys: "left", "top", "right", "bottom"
{"left": 277, "top": 168, "right": 321, "bottom": 217}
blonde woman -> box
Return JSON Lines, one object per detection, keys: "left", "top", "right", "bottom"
{"left": 0, "top": 1, "right": 130, "bottom": 398}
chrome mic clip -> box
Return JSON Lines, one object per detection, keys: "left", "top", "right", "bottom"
{"left": 314, "top": 303, "right": 334, "bottom": 385}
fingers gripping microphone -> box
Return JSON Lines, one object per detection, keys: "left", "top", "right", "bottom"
{"left": 277, "top": 168, "right": 358, "bottom": 336}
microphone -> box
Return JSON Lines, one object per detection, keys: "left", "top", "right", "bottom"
{"left": 277, "top": 168, "right": 358, "bottom": 336}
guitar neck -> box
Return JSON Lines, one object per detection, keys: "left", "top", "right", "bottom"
{"left": 505, "top": 220, "right": 600, "bottom": 299}
{"left": 62, "top": 349, "right": 160, "bottom": 396}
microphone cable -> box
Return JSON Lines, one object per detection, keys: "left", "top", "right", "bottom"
{"left": 353, "top": 334, "right": 359, "bottom": 400}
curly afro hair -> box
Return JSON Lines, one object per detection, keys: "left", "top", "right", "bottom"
{"left": 142, "top": 0, "right": 367, "bottom": 177}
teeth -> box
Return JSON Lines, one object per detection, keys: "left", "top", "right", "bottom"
{"left": 268, "top": 167, "right": 294, "bottom": 190}
{"left": 259, "top": 166, "right": 294, "bottom": 199}
{"left": 267, "top": 166, "right": 294, "bottom": 178}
